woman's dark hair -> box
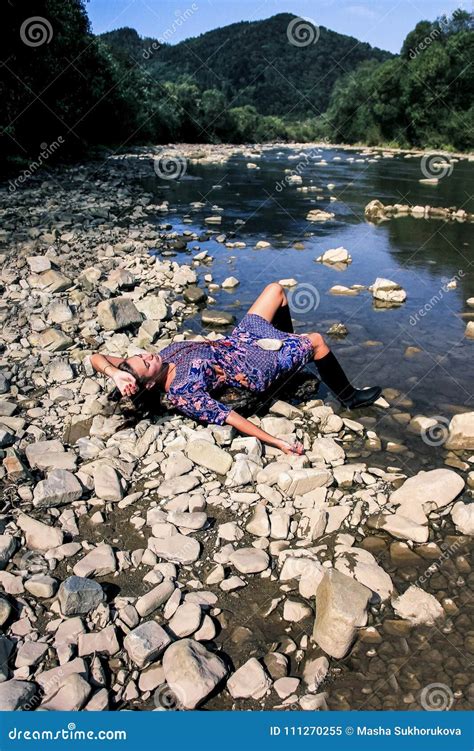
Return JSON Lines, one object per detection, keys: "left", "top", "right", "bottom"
{"left": 107, "top": 360, "right": 161, "bottom": 415}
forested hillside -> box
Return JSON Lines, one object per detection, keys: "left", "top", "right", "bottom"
{"left": 2, "top": 1, "right": 472, "bottom": 164}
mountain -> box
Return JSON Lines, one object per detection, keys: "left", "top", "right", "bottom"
{"left": 101, "top": 14, "right": 392, "bottom": 118}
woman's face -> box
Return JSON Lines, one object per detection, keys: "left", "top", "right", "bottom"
{"left": 126, "top": 353, "right": 163, "bottom": 387}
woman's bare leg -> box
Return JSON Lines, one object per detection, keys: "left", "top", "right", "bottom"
{"left": 247, "top": 282, "right": 294, "bottom": 332}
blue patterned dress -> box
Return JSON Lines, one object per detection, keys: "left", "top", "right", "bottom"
{"left": 161, "top": 314, "right": 314, "bottom": 425}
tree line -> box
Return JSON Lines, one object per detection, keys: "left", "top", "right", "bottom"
{"left": 1, "top": 1, "right": 472, "bottom": 167}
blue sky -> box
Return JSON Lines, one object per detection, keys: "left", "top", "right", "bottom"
{"left": 87, "top": 0, "right": 468, "bottom": 52}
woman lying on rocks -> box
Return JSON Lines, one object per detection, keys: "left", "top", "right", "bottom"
{"left": 91, "top": 283, "right": 381, "bottom": 455}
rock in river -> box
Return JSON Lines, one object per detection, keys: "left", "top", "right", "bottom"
{"left": 445, "top": 412, "right": 474, "bottom": 450}
{"left": 392, "top": 586, "right": 444, "bottom": 625}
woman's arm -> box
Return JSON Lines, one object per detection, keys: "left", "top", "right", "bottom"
{"left": 90, "top": 353, "right": 125, "bottom": 377}
{"left": 225, "top": 410, "right": 303, "bottom": 455}
{"left": 90, "top": 353, "right": 137, "bottom": 397}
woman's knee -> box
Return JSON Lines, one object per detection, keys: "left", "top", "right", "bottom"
{"left": 265, "top": 282, "right": 286, "bottom": 303}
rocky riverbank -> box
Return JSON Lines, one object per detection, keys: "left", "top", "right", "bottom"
{"left": 0, "top": 151, "right": 473, "bottom": 712}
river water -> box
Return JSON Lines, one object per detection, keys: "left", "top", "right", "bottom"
{"left": 139, "top": 145, "right": 473, "bottom": 711}
{"left": 144, "top": 146, "right": 474, "bottom": 431}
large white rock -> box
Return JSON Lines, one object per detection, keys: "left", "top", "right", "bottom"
{"left": 335, "top": 546, "right": 393, "bottom": 601}
{"left": 369, "top": 512, "right": 429, "bottom": 543}
{"left": 149, "top": 534, "right": 200, "bottom": 564}
{"left": 78, "top": 625, "right": 120, "bottom": 657}
{"left": 136, "top": 580, "right": 175, "bottom": 617}
{"left": 17, "top": 513, "right": 63, "bottom": 551}
{"left": 33, "top": 469, "right": 82, "bottom": 508}
{"left": 97, "top": 297, "right": 142, "bottom": 331}
{"left": 312, "top": 569, "right": 371, "bottom": 658}
{"left": 73, "top": 545, "right": 116, "bottom": 578}
{"left": 135, "top": 295, "right": 168, "bottom": 321}
{"left": 124, "top": 622, "right": 171, "bottom": 668}
{"left": 278, "top": 468, "right": 331, "bottom": 497}
{"left": 246, "top": 504, "right": 270, "bottom": 537}
{"left": 185, "top": 439, "right": 232, "bottom": 475}
{"left": 310, "top": 437, "right": 345, "bottom": 465}
{"left": 392, "top": 586, "right": 444, "bottom": 625}
{"left": 25, "top": 439, "right": 65, "bottom": 468}
{"left": 445, "top": 412, "right": 474, "bottom": 450}
{"left": 156, "top": 475, "right": 200, "bottom": 497}
{"left": 162, "top": 638, "right": 227, "bottom": 709}
{"left": 229, "top": 547, "right": 269, "bottom": 574}
{"left": 451, "top": 501, "right": 474, "bottom": 535}
{"left": 372, "top": 277, "right": 406, "bottom": 304}
{"left": 41, "top": 673, "right": 91, "bottom": 711}
{"left": 317, "top": 247, "right": 351, "bottom": 265}
{"left": 168, "top": 603, "right": 202, "bottom": 637}
{"left": 93, "top": 465, "right": 123, "bottom": 501}
{"left": 390, "top": 468, "right": 464, "bottom": 519}
{"left": 227, "top": 657, "right": 272, "bottom": 699}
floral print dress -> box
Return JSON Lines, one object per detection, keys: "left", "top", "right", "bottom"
{"left": 161, "top": 313, "right": 314, "bottom": 425}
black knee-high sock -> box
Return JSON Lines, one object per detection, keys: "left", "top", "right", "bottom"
{"left": 272, "top": 305, "right": 294, "bottom": 333}
{"left": 314, "top": 350, "right": 355, "bottom": 400}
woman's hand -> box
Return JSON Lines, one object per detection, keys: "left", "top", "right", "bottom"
{"left": 276, "top": 439, "right": 305, "bottom": 456}
{"left": 112, "top": 369, "right": 138, "bottom": 397}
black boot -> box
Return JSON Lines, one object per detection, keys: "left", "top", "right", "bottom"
{"left": 315, "top": 351, "right": 381, "bottom": 409}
